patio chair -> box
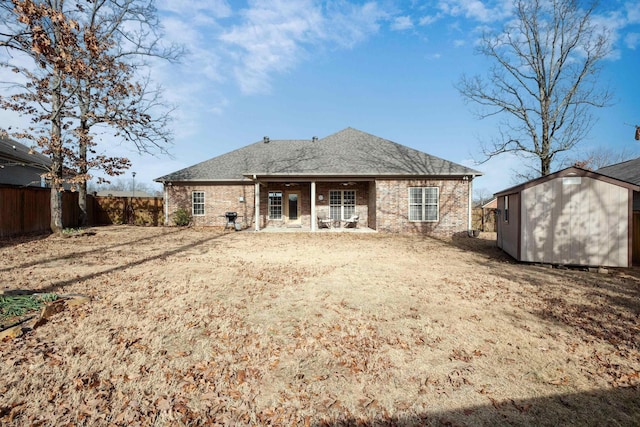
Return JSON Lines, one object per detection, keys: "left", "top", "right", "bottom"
{"left": 343, "top": 215, "right": 359, "bottom": 228}
{"left": 317, "top": 213, "right": 332, "bottom": 229}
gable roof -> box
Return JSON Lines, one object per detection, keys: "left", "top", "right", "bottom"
{"left": 156, "top": 128, "right": 481, "bottom": 182}
{"left": 596, "top": 157, "right": 640, "bottom": 186}
{"left": 480, "top": 197, "right": 497, "bottom": 209}
{"left": 494, "top": 166, "right": 640, "bottom": 197}
{"left": 0, "top": 135, "right": 51, "bottom": 169}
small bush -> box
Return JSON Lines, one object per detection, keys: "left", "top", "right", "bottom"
{"left": 173, "top": 208, "right": 192, "bottom": 226}
{"left": 0, "top": 293, "right": 58, "bottom": 319}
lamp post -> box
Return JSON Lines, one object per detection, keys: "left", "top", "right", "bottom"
{"left": 132, "top": 172, "right": 136, "bottom": 198}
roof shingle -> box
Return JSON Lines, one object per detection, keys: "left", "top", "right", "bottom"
{"left": 156, "top": 128, "right": 481, "bottom": 182}
{"left": 596, "top": 157, "right": 640, "bottom": 186}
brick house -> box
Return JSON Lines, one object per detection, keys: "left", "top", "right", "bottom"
{"left": 155, "top": 128, "right": 482, "bottom": 236}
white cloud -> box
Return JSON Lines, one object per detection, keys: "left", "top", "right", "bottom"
{"left": 158, "top": 0, "right": 232, "bottom": 18}
{"left": 453, "top": 39, "right": 465, "bottom": 47}
{"left": 625, "top": 1, "right": 640, "bottom": 24}
{"left": 391, "top": 16, "right": 413, "bottom": 31}
{"left": 436, "top": 0, "right": 513, "bottom": 23}
{"left": 625, "top": 32, "right": 640, "bottom": 49}
{"left": 419, "top": 14, "right": 441, "bottom": 26}
{"left": 219, "top": 0, "right": 389, "bottom": 94}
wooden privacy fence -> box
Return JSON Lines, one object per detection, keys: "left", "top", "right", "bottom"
{"left": 92, "top": 196, "right": 163, "bottom": 226}
{"left": 0, "top": 185, "right": 163, "bottom": 237}
{"left": 471, "top": 207, "right": 497, "bottom": 232}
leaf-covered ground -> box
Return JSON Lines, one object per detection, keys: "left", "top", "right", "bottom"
{"left": 0, "top": 226, "right": 638, "bottom": 426}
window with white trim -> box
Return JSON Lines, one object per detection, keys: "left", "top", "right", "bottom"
{"left": 408, "top": 187, "right": 439, "bottom": 221}
{"left": 268, "top": 191, "right": 283, "bottom": 220}
{"left": 192, "top": 191, "right": 205, "bottom": 216}
{"left": 329, "top": 190, "right": 356, "bottom": 220}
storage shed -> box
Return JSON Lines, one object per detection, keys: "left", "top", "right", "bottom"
{"left": 495, "top": 167, "right": 640, "bottom": 267}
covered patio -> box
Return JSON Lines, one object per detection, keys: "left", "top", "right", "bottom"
{"left": 249, "top": 177, "right": 375, "bottom": 232}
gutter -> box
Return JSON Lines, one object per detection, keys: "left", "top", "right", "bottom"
{"left": 466, "top": 174, "right": 478, "bottom": 237}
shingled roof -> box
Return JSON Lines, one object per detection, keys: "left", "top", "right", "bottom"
{"left": 596, "top": 157, "right": 640, "bottom": 186}
{"left": 0, "top": 135, "right": 51, "bottom": 169}
{"left": 156, "top": 128, "right": 481, "bottom": 182}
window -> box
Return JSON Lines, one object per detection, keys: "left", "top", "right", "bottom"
{"left": 268, "top": 191, "right": 283, "bottom": 220}
{"left": 408, "top": 187, "right": 439, "bottom": 221}
{"left": 192, "top": 191, "right": 205, "bottom": 216}
{"left": 329, "top": 190, "right": 356, "bottom": 220}
{"left": 503, "top": 195, "right": 509, "bottom": 222}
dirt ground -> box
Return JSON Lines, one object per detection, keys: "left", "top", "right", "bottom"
{"left": 0, "top": 226, "right": 639, "bottom": 426}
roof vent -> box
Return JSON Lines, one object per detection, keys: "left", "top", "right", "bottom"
{"left": 312, "top": 136, "right": 318, "bottom": 142}
{"left": 263, "top": 136, "right": 269, "bottom": 143}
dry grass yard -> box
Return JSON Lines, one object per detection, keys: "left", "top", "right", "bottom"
{"left": 1, "top": 226, "right": 639, "bottom": 426}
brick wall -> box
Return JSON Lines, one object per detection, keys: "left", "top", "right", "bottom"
{"left": 166, "top": 183, "right": 255, "bottom": 228}
{"left": 375, "top": 178, "right": 470, "bottom": 236}
{"left": 164, "top": 178, "right": 471, "bottom": 236}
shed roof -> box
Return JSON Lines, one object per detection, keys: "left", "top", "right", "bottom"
{"left": 596, "top": 157, "right": 640, "bottom": 186}
{"left": 494, "top": 166, "right": 640, "bottom": 197}
{"left": 0, "top": 135, "right": 51, "bottom": 169}
{"left": 155, "top": 128, "right": 482, "bottom": 182}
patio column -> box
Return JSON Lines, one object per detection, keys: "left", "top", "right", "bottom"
{"left": 311, "top": 181, "right": 316, "bottom": 232}
{"left": 254, "top": 180, "right": 260, "bottom": 231}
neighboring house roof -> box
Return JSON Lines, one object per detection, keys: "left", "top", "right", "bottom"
{"left": 95, "top": 190, "right": 153, "bottom": 198}
{"left": 495, "top": 166, "right": 640, "bottom": 197}
{"left": 0, "top": 135, "right": 51, "bottom": 169}
{"left": 480, "top": 198, "right": 497, "bottom": 209}
{"left": 596, "top": 157, "right": 640, "bottom": 186}
{"left": 155, "top": 128, "right": 482, "bottom": 182}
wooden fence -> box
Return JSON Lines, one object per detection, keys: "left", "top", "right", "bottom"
{"left": 472, "top": 207, "right": 497, "bottom": 232}
{"left": 0, "top": 185, "right": 163, "bottom": 237}
{"left": 92, "top": 196, "right": 163, "bottom": 226}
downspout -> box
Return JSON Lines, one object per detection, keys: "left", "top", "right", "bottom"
{"left": 163, "top": 181, "right": 169, "bottom": 225}
{"left": 254, "top": 175, "right": 260, "bottom": 231}
{"left": 467, "top": 175, "right": 473, "bottom": 237}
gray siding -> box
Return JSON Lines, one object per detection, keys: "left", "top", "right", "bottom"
{"left": 520, "top": 176, "right": 629, "bottom": 267}
{"left": 0, "top": 165, "right": 45, "bottom": 187}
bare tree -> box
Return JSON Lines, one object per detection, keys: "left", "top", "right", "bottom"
{"left": 0, "top": 0, "right": 89, "bottom": 232}
{"left": 70, "top": 0, "right": 179, "bottom": 225}
{"left": 472, "top": 187, "right": 494, "bottom": 206}
{"left": 88, "top": 177, "right": 159, "bottom": 196}
{"left": 457, "top": 0, "right": 612, "bottom": 176}
{"left": 0, "top": 0, "right": 177, "bottom": 230}
{"left": 564, "top": 145, "right": 639, "bottom": 170}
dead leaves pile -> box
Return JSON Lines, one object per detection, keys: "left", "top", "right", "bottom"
{"left": 1, "top": 228, "right": 639, "bottom": 426}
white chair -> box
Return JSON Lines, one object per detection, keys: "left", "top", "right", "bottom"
{"left": 317, "top": 213, "right": 332, "bottom": 229}
{"left": 343, "top": 215, "right": 359, "bottom": 228}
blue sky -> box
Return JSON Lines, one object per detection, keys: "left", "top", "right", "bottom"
{"left": 6, "top": 0, "right": 640, "bottom": 196}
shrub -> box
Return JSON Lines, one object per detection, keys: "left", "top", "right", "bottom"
{"left": 173, "top": 208, "right": 192, "bottom": 226}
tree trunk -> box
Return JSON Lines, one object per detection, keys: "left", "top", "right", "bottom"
{"left": 50, "top": 63, "right": 64, "bottom": 233}
{"left": 78, "top": 117, "right": 89, "bottom": 227}
{"left": 78, "top": 181, "right": 88, "bottom": 227}
{"left": 541, "top": 156, "right": 552, "bottom": 176}
{"left": 50, "top": 184, "right": 63, "bottom": 233}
